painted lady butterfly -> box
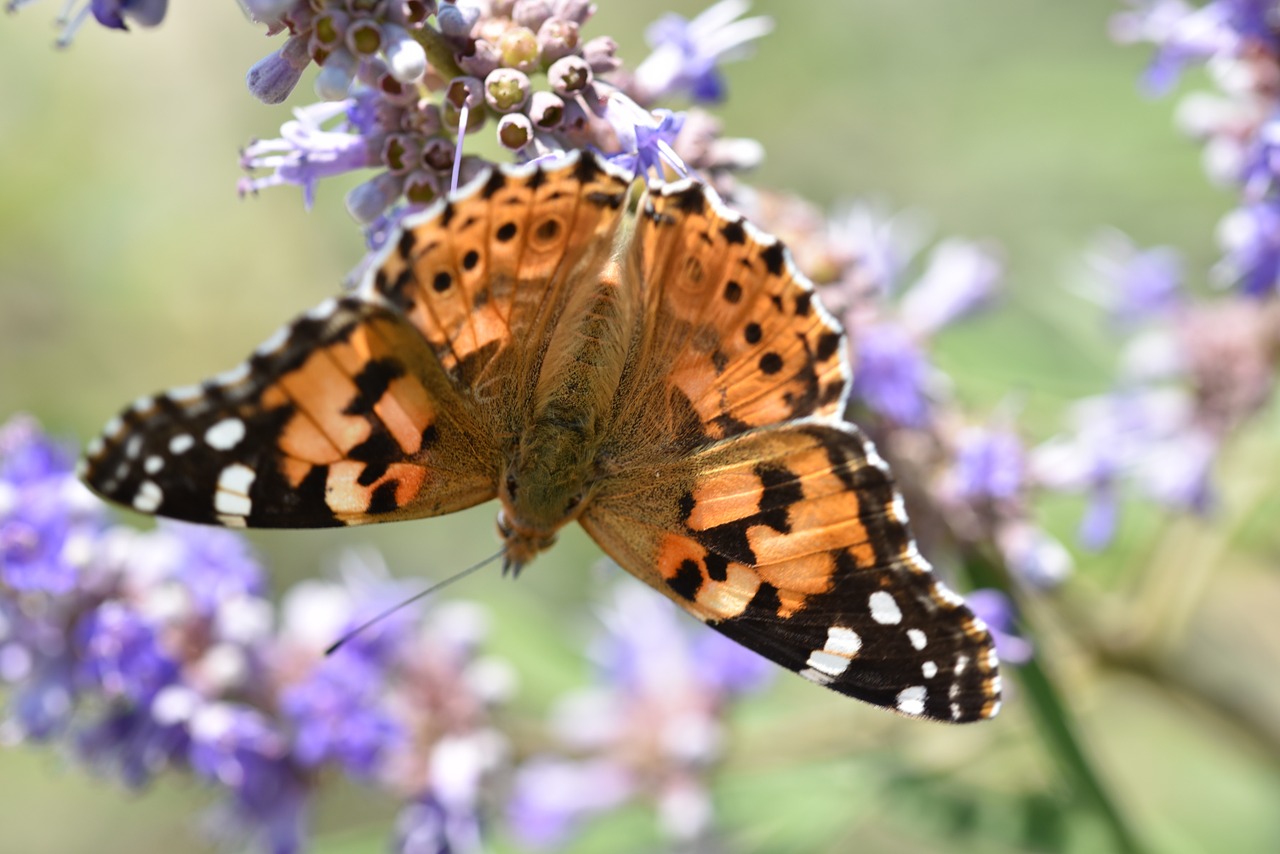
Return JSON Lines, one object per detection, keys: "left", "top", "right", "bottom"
{"left": 82, "top": 152, "right": 1000, "bottom": 722}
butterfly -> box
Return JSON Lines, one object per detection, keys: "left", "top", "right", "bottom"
{"left": 81, "top": 151, "right": 1000, "bottom": 722}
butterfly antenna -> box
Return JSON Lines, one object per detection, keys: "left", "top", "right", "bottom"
{"left": 324, "top": 547, "right": 504, "bottom": 656}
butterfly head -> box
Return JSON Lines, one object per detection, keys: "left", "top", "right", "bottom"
{"left": 497, "top": 417, "right": 598, "bottom": 574}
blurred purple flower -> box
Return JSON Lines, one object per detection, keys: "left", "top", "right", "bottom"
{"left": 965, "top": 589, "right": 1033, "bottom": 665}
{"left": 1033, "top": 389, "right": 1217, "bottom": 549}
{"left": 851, "top": 323, "right": 934, "bottom": 428}
{"left": 76, "top": 601, "right": 178, "bottom": 704}
{"left": 1085, "top": 230, "right": 1185, "bottom": 323}
{"left": 507, "top": 758, "right": 633, "bottom": 849}
{"left": 395, "top": 791, "right": 485, "bottom": 854}
{"left": 952, "top": 427, "right": 1026, "bottom": 503}
{"left": 190, "top": 703, "right": 308, "bottom": 854}
{"left": 508, "top": 578, "right": 769, "bottom": 848}
{"left": 1215, "top": 200, "right": 1280, "bottom": 296}
{"left": 899, "top": 239, "right": 1002, "bottom": 334}
{"left": 634, "top": 0, "right": 774, "bottom": 103}
{"left": 281, "top": 654, "right": 403, "bottom": 777}
{"left": 1110, "top": 0, "right": 1272, "bottom": 94}
{"left": 995, "top": 523, "right": 1075, "bottom": 589}
{"left": 0, "top": 416, "right": 105, "bottom": 594}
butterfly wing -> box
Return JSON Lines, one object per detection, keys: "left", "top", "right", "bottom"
{"left": 610, "top": 177, "right": 851, "bottom": 446}
{"left": 82, "top": 296, "right": 498, "bottom": 527}
{"left": 366, "top": 151, "right": 633, "bottom": 419}
{"left": 581, "top": 420, "right": 1000, "bottom": 722}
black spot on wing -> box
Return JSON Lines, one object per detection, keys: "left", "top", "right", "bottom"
{"left": 345, "top": 358, "right": 406, "bottom": 417}
{"left": 481, "top": 168, "right": 506, "bottom": 199}
{"left": 721, "top": 219, "right": 746, "bottom": 245}
{"left": 667, "top": 558, "right": 703, "bottom": 601}
{"left": 366, "top": 479, "right": 401, "bottom": 515}
{"left": 761, "top": 242, "right": 786, "bottom": 276}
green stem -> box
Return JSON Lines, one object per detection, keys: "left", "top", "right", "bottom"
{"left": 967, "top": 554, "right": 1148, "bottom": 854}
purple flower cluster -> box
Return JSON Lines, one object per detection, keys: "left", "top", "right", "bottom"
{"left": 1113, "top": 0, "right": 1280, "bottom": 295}
{"left": 232, "top": 0, "right": 772, "bottom": 234}
{"left": 0, "top": 417, "right": 511, "bottom": 853}
{"left": 1033, "top": 230, "right": 1278, "bottom": 550}
{"left": 506, "top": 576, "right": 772, "bottom": 849}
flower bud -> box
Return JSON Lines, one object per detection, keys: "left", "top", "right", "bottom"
{"left": 547, "top": 55, "right": 592, "bottom": 95}
{"left": 537, "top": 18, "right": 579, "bottom": 64}
{"left": 485, "top": 68, "right": 532, "bottom": 113}
{"left": 528, "top": 91, "right": 565, "bottom": 129}
{"left": 498, "top": 114, "right": 535, "bottom": 151}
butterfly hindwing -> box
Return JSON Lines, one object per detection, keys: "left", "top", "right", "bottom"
{"left": 582, "top": 420, "right": 1000, "bottom": 722}
{"left": 82, "top": 296, "right": 498, "bottom": 527}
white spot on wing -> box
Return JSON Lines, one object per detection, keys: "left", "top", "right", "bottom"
{"left": 167, "top": 384, "right": 204, "bottom": 403}
{"left": 217, "top": 463, "right": 255, "bottom": 496}
{"left": 124, "top": 436, "right": 143, "bottom": 460}
{"left": 922, "top": 661, "right": 938, "bottom": 679}
{"left": 133, "top": 480, "right": 163, "bottom": 513}
{"left": 907, "top": 629, "right": 927, "bottom": 650}
{"left": 144, "top": 455, "right": 164, "bottom": 475}
{"left": 951, "top": 702, "right": 962, "bottom": 720}
{"left": 890, "top": 494, "right": 908, "bottom": 524}
{"left": 214, "top": 362, "right": 252, "bottom": 387}
{"left": 824, "top": 626, "right": 862, "bottom": 657}
{"left": 205, "top": 418, "right": 246, "bottom": 451}
{"left": 169, "top": 434, "right": 195, "bottom": 455}
{"left": 86, "top": 436, "right": 104, "bottom": 457}
{"left": 933, "top": 582, "right": 965, "bottom": 608}
{"left": 131, "top": 395, "right": 154, "bottom": 413}
{"left": 798, "top": 666, "right": 834, "bottom": 686}
{"left": 215, "top": 492, "right": 252, "bottom": 516}
{"left": 805, "top": 650, "right": 851, "bottom": 677}
{"left": 103, "top": 416, "right": 124, "bottom": 439}
{"left": 256, "top": 323, "right": 291, "bottom": 356}
{"left": 215, "top": 463, "right": 256, "bottom": 518}
{"left": 869, "top": 590, "right": 902, "bottom": 625}
{"left": 896, "top": 685, "right": 927, "bottom": 716}
{"left": 863, "top": 439, "right": 890, "bottom": 472}
{"left": 954, "top": 654, "right": 970, "bottom": 676}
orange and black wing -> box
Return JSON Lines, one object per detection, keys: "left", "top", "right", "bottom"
{"left": 82, "top": 296, "right": 497, "bottom": 527}
{"left": 582, "top": 421, "right": 1000, "bottom": 722}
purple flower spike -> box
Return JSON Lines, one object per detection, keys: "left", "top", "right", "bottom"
{"left": 0, "top": 415, "right": 105, "bottom": 594}
{"left": 635, "top": 0, "right": 774, "bottom": 103}
{"left": 281, "top": 656, "right": 403, "bottom": 778}
{"left": 851, "top": 323, "right": 934, "bottom": 428}
{"left": 952, "top": 427, "right": 1026, "bottom": 504}
{"left": 1085, "top": 230, "right": 1184, "bottom": 324}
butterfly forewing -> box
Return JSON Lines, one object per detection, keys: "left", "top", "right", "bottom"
{"left": 581, "top": 421, "right": 1000, "bottom": 722}
{"left": 82, "top": 297, "right": 498, "bottom": 527}
{"left": 618, "top": 179, "right": 851, "bottom": 443}
{"left": 368, "top": 152, "right": 633, "bottom": 411}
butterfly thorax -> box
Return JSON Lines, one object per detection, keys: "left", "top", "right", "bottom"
{"left": 499, "top": 412, "right": 603, "bottom": 571}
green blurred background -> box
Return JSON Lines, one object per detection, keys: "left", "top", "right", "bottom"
{"left": 3, "top": 1, "right": 1278, "bottom": 852}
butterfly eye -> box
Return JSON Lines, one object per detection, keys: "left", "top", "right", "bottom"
{"left": 505, "top": 473, "right": 518, "bottom": 499}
